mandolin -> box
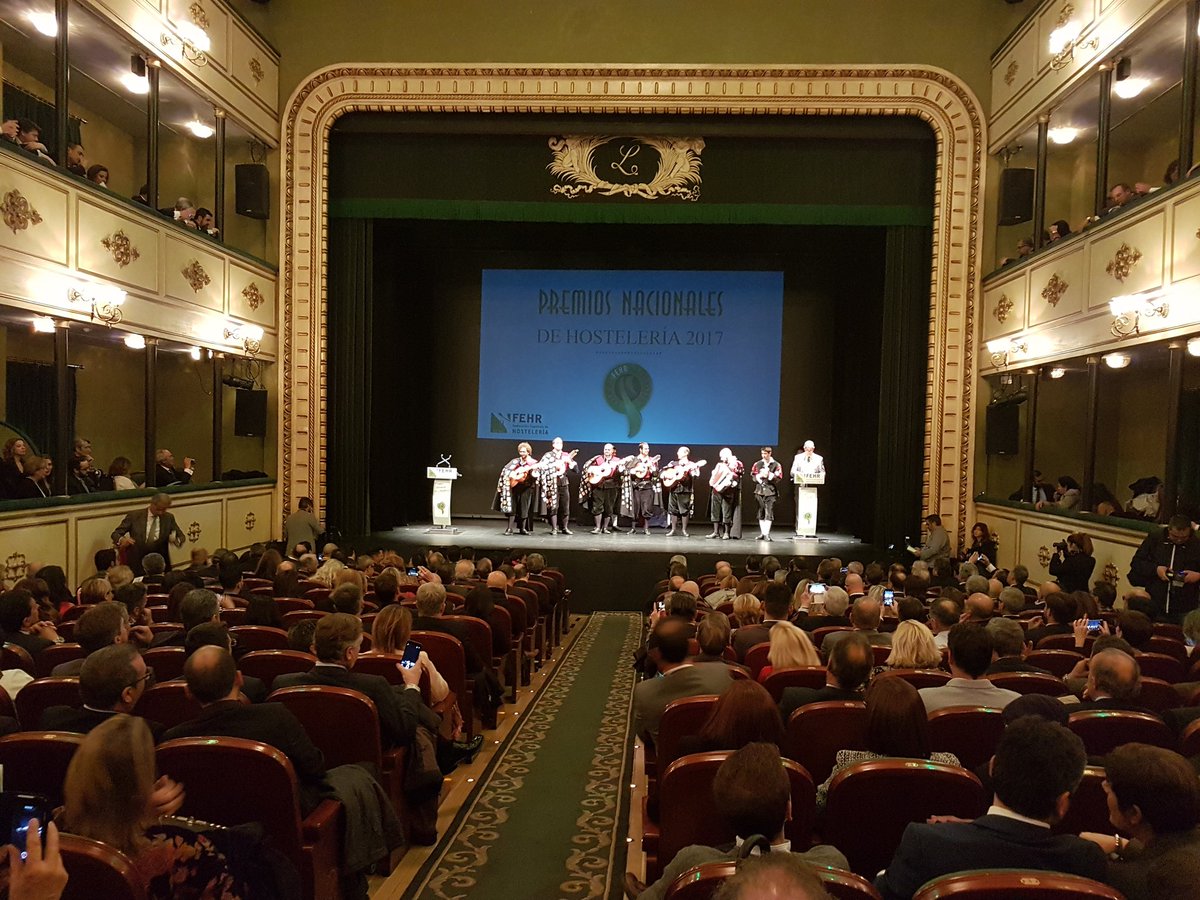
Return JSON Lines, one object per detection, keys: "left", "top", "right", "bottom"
{"left": 660, "top": 460, "right": 706, "bottom": 488}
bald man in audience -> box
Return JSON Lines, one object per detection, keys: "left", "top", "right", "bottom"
{"left": 962, "top": 592, "right": 995, "bottom": 624}
{"left": 1071, "top": 648, "right": 1154, "bottom": 714}
{"left": 823, "top": 596, "right": 892, "bottom": 649}
{"left": 843, "top": 573, "right": 866, "bottom": 599}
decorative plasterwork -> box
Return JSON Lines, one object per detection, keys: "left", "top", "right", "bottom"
{"left": 280, "top": 65, "right": 984, "bottom": 547}
{"left": 1004, "top": 60, "right": 1019, "bottom": 86}
{"left": 1102, "top": 562, "right": 1119, "bottom": 585}
{"left": 188, "top": 1, "right": 210, "bottom": 30}
{"left": 547, "top": 135, "right": 704, "bottom": 200}
{"left": 101, "top": 229, "right": 140, "bottom": 267}
{"left": 1037, "top": 545, "right": 1053, "bottom": 568}
{"left": 187, "top": 521, "right": 202, "bottom": 542}
{"left": 244, "top": 512, "right": 257, "bottom": 531}
{"left": 4, "top": 551, "right": 28, "bottom": 581}
{"left": 249, "top": 58, "right": 265, "bottom": 84}
{"left": 1041, "top": 273, "right": 1068, "bottom": 307}
{"left": 243, "top": 282, "right": 265, "bottom": 310}
{"left": 1, "top": 189, "right": 43, "bottom": 234}
{"left": 181, "top": 259, "right": 211, "bottom": 292}
{"left": 993, "top": 293, "right": 1014, "bottom": 323}
{"left": 1105, "top": 243, "right": 1142, "bottom": 282}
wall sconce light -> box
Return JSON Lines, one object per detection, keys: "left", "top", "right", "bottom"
{"left": 1049, "top": 366, "right": 1066, "bottom": 379}
{"left": 987, "top": 337, "right": 1029, "bottom": 368}
{"left": 1187, "top": 337, "right": 1200, "bottom": 357}
{"left": 1047, "top": 126, "right": 1078, "bottom": 145}
{"left": 189, "top": 346, "right": 202, "bottom": 360}
{"left": 1048, "top": 5, "right": 1099, "bottom": 70}
{"left": 223, "top": 322, "right": 264, "bottom": 357}
{"left": 67, "top": 285, "right": 126, "bottom": 326}
{"left": 1103, "top": 352, "right": 1131, "bottom": 369}
{"left": 123, "top": 333, "right": 146, "bottom": 350}
{"left": 1110, "top": 288, "right": 1169, "bottom": 337}
{"left": 31, "top": 316, "right": 56, "bottom": 334}
{"left": 160, "top": 22, "right": 210, "bottom": 67}
{"left": 25, "top": 11, "right": 57, "bottom": 37}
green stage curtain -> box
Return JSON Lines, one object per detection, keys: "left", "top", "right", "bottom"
{"left": 5, "top": 361, "right": 77, "bottom": 459}
{"left": 2, "top": 84, "right": 84, "bottom": 159}
{"left": 874, "top": 225, "right": 932, "bottom": 544}
{"left": 326, "top": 218, "right": 373, "bottom": 538}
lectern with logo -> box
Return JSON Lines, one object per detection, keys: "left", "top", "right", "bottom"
{"left": 426, "top": 456, "right": 462, "bottom": 534}
{"left": 795, "top": 472, "right": 824, "bottom": 538}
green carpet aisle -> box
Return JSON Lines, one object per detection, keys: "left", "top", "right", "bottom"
{"left": 407, "top": 612, "right": 642, "bottom": 900}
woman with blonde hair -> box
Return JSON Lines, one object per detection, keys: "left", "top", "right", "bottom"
{"left": 757, "top": 621, "right": 820, "bottom": 682}
{"left": 312, "top": 557, "right": 345, "bottom": 587}
{"left": 731, "top": 593, "right": 763, "bottom": 628}
{"left": 878, "top": 619, "right": 942, "bottom": 673}
{"left": 61, "top": 714, "right": 246, "bottom": 897}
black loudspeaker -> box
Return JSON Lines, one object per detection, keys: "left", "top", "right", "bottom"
{"left": 998, "top": 168, "right": 1035, "bottom": 226}
{"left": 235, "top": 164, "right": 270, "bottom": 220}
{"left": 986, "top": 403, "right": 1022, "bottom": 456}
{"left": 234, "top": 389, "right": 268, "bottom": 437}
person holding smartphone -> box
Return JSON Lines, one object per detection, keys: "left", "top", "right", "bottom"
{"left": 152, "top": 449, "right": 194, "bottom": 487}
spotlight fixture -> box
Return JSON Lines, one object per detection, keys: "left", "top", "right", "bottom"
{"left": 1049, "top": 367, "right": 1066, "bottom": 379}
{"left": 123, "top": 333, "right": 146, "bottom": 350}
{"left": 1103, "top": 352, "right": 1131, "bottom": 369}
{"left": 1047, "top": 126, "right": 1078, "bottom": 145}
{"left": 186, "top": 121, "right": 215, "bottom": 139}
{"left": 1110, "top": 288, "right": 1170, "bottom": 337}
{"left": 189, "top": 346, "right": 202, "bottom": 360}
{"left": 1188, "top": 337, "right": 1200, "bottom": 357}
{"left": 31, "top": 316, "right": 56, "bottom": 334}
{"left": 1113, "top": 78, "right": 1150, "bottom": 100}
{"left": 67, "top": 285, "right": 126, "bottom": 326}
{"left": 25, "top": 11, "right": 57, "bottom": 37}
{"left": 222, "top": 322, "right": 264, "bottom": 357}
{"left": 120, "top": 72, "right": 150, "bottom": 95}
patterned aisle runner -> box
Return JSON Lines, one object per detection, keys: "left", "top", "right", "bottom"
{"left": 408, "top": 613, "right": 642, "bottom": 900}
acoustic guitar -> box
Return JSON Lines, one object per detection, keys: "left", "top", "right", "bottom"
{"left": 660, "top": 460, "right": 706, "bottom": 488}
{"left": 585, "top": 458, "right": 621, "bottom": 485}
{"left": 629, "top": 455, "right": 661, "bottom": 480}
{"left": 507, "top": 460, "right": 539, "bottom": 487}
{"left": 547, "top": 449, "right": 579, "bottom": 479}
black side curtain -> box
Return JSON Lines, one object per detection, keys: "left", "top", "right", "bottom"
{"left": 2, "top": 84, "right": 83, "bottom": 157}
{"left": 326, "top": 218, "right": 373, "bottom": 538}
{"left": 874, "top": 224, "right": 932, "bottom": 545}
{"left": 1179, "top": 390, "right": 1200, "bottom": 511}
{"left": 5, "top": 361, "right": 77, "bottom": 459}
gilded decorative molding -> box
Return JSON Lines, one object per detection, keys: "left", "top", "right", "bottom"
{"left": 187, "top": 522, "right": 202, "bottom": 543}
{"left": 281, "top": 65, "right": 984, "bottom": 548}
{"left": 101, "top": 229, "right": 140, "bottom": 268}
{"left": 1004, "top": 60, "right": 1019, "bottom": 87}
{"left": 1105, "top": 242, "right": 1142, "bottom": 282}
{"left": 1037, "top": 545, "right": 1053, "bottom": 568}
{"left": 1041, "top": 273, "right": 1068, "bottom": 307}
{"left": 249, "top": 58, "right": 265, "bottom": 84}
{"left": 244, "top": 512, "right": 257, "bottom": 531}
{"left": 188, "top": 1, "right": 210, "bottom": 30}
{"left": 181, "top": 260, "right": 211, "bottom": 292}
{"left": 547, "top": 136, "right": 704, "bottom": 200}
{"left": 4, "top": 551, "right": 28, "bottom": 582}
{"left": 993, "top": 293, "right": 1013, "bottom": 323}
{"left": 242, "top": 282, "right": 265, "bottom": 311}
{"left": 1, "top": 189, "right": 43, "bottom": 234}
{"left": 1102, "top": 562, "right": 1119, "bottom": 585}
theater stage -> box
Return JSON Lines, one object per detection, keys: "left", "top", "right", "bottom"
{"left": 355, "top": 521, "right": 884, "bottom": 613}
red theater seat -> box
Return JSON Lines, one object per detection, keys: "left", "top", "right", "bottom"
{"left": 911, "top": 869, "right": 1126, "bottom": 899}
{"left": 59, "top": 833, "right": 147, "bottom": 900}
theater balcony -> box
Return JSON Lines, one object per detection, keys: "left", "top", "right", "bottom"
{"left": 0, "top": 0, "right": 279, "bottom": 584}
{"left": 973, "top": 0, "right": 1200, "bottom": 590}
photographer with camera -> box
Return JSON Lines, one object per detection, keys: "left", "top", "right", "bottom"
{"left": 1130, "top": 515, "right": 1200, "bottom": 623}
{"left": 1047, "top": 532, "right": 1096, "bottom": 594}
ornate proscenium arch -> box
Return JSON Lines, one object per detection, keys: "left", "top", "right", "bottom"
{"left": 279, "top": 65, "right": 985, "bottom": 548}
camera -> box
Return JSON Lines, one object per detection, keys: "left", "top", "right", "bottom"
{"left": 1053, "top": 540, "right": 1068, "bottom": 552}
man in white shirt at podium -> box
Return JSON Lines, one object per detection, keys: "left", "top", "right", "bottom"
{"left": 791, "top": 441, "right": 825, "bottom": 538}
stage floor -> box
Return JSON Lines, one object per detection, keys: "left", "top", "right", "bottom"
{"left": 354, "top": 521, "right": 877, "bottom": 612}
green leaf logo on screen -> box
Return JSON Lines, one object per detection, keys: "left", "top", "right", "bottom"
{"left": 604, "top": 363, "right": 652, "bottom": 438}
{"left": 490, "top": 414, "right": 509, "bottom": 434}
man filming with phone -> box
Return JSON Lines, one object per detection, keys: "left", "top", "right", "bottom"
{"left": 1130, "top": 515, "right": 1200, "bottom": 623}
{"left": 153, "top": 448, "right": 195, "bottom": 487}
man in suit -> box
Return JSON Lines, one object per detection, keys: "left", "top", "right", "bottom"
{"left": 779, "top": 631, "right": 871, "bottom": 721}
{"left": 732, "top": 582, "right": 792, "bottom": 660}
{"left": 51, "top": 601, "right": 153, "bottom": 677}
{"left": 411, "top": 582, "right": 486, "bottom": 675}
{"left": 920, "top": 623, "right": 1021, "bottom": 713}
{"left": 0, "top": 589, "right": 60, "bottom": 657}
{"left": 111, "top": 493, "right": 185, "bottom": 576}
{"left": 164, "top": 646, "right": 403, "bottom": 899}
{"left": 624, "top": 742, "right": 847, "bottom": 900}
{"left": 274, "top": 612, "right": 430, "bottom": 750}
{"left": 875, "top": 717, "right": 1107, "bottom": 900}
{"left": 822, "top": 595, "right": 892, "bottom": 651}
{"left": 984, "top": 617, "right": 1052, "bottom": 676}
{"left": 1072, "top": 648, "right": 1157, "bottom": 715}
{"left": 1024, "top": 591, "right": 1078, "bottom": 647}
{"left": 633, "top": 618, "right": 732, "bottom": 745}
{"left": 153, "top": 448, "right": 194, "bottom": 487}
{"left": 41, "top": 643, "right": 159, "bottom": 737}
{"left": 792, "top": 584, "right": 851, "bottom": 632}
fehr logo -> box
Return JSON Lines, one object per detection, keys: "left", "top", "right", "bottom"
{"left": 490, "top": 412, "right": 549, "bottom": 436}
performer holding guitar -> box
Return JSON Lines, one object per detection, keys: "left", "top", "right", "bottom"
{"left": 580, "top": 443, "right": 623, "bottom": 534}
{"left": 538, "top": 437, "right": 579, "bottom": 535}
{"left": 496, "top": 442, "right": 539, "bottom": 535}
{"left": 706, "top": 448, "right": 744, "bottom": 541}
{"left": 622, "top": 443, "right": 661, "bottom": 535}
{"left": 751, "top": 446, "right": 784, "bottom": 542}
{"left": 661, "top": 447, "right": 706, "bottom": 537}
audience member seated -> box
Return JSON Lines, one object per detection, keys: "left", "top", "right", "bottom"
{"left": 1026, "top": 591, "right": 1080, "bottom": 646}
{"left": 623, "top": 743, "right": 847, "bottom": 900}
{"left": 823, "top": 596, "right": 892, "bottom": 650}
{"left": 108, "top": 456, "right": 137, "bottom": 491}
{"left": 1079, "top": 743, "right": 1200, "bottom": 900}
{"left": 756, "top": 622, "right": 820, "bottom": 682}
{"left": 1037, "top": 476, "right": 1083, "bottom": 513}
{"left": 633, "top": 618, "right": 732, "bottom": 745}
{"left": 877, "top": 619, "right": 942, "bottom": 674}
{"left": 998, "top": 585, "right": 1027, "bottom": 615}
{"left": 53, "top": 601, "right": 144, "bottom": 676}
{"left": 816, "top": 675, "right": 960, "bottom": 812}
{"left": 155, "top": 589, "right": 221, "bottom": 648}
{"left": 1071, "top": 648, "right": 1155, "bottom": 715}
{"left": 368, "top": 604, "right": 458, "bottom": 726}
{"left": 731, "top": 582, "right": 792, "bottom": 659}
{"left": 41, "top": 643, "right": 158, "bottom": 737}
{"left": 678, "top": 680, "right": 784, "bottom": 757}
{"left": 873, "top": 717, "right": 1106, "bottom": 900}
{"left": 961, "top": 591, "right": 994, "bottom": 624}
{"left": 0, "top": 588, "right": 61, "bottom": 656}
{"left": 86, "top": 163, "right": 109, "bottom": 187}
{"left": 793, "top": 584, "right": 850, "bottom": 632}
{"left": 729, "top": 594, "right": 762, "bottom": 628}
{"left": 152, "top": 449, "right": 193, "bottom": 487}
{"left": 412, "top": 582, "right": 487, "bottom": 675}
{"left": 919, "top": 623, "right": 1020, "bottom": 713}
{"left": 927, "top": 598, "right": 958, "bottom": 649}
{"left": 287, "top": 619, "right": 318, "bottom": 652}
{"left": 60, "top": 714, "right": 256, "bottom": 898}
{"left": 985, "top": 617, "right": 1051, "bottom": 675}
{"left": 163, "top": 646, "right": 402, "bottom": 897}
{"left": 14, "top": 455, "right": 51, "bottom": 499}
{"left": 692, "top": 612, "right": 733, "bottom": 665}
{"left": 779, "top": 631, "right": 871, "bottom": 721}
{"left": 66, "top": 454, "right": 95, "bottom": 495}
